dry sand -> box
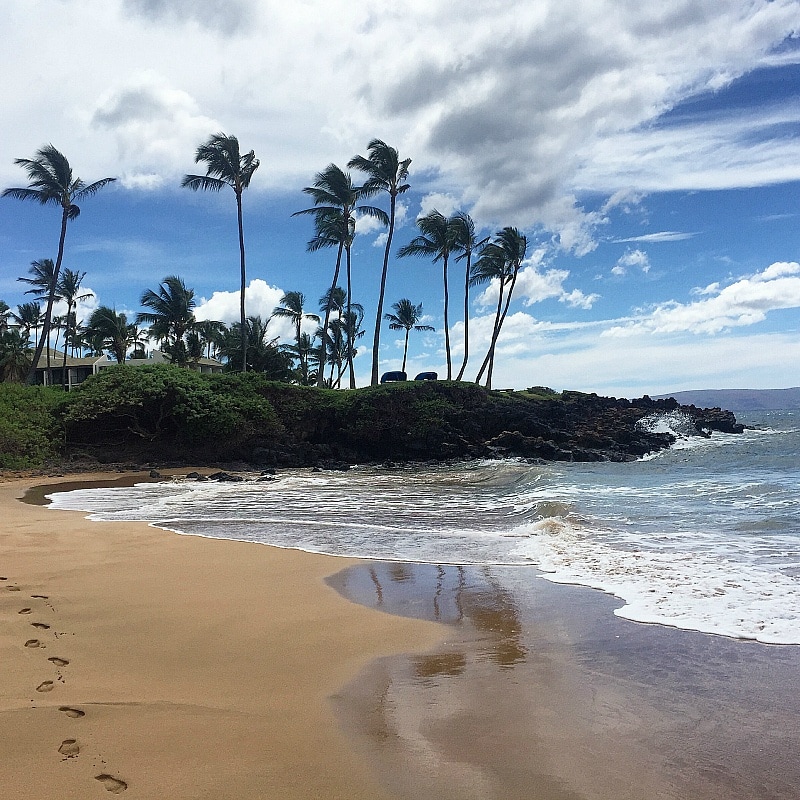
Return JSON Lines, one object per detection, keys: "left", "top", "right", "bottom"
{"left": 0, "top": 472, "right": 444, "bottom": 800}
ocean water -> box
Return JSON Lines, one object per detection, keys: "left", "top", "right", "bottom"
{"left": 47, "top": 410, "right": 800, "bottom": 645}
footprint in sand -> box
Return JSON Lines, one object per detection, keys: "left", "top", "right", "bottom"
{"left": 8, "top": 585, "right": 21, "bottom": 592}
{"left": 36, "top": 680, "right": 54, "bottom": 693}
{"left": 58, "top": 739, "right": 80, "bottom": 757}
{"left": 58, "top": 706, "right": 85, "bottom": 719}
{"left": 95, "top": 774, "right": 128, "bottom": 793}
{"left": 24, "top": 639, "right": 41, "bottom": 648}
{"left": 48, "top": 657, "right": 69, "bottom": 667}
{"left": 31, "top": 622, "right": 50, "bottom": 630}
{"left": 18, "top": 608, "right": 32, "bottom": 614}
{"left": 31, "top": 594, "right": 49, "bottom": 600}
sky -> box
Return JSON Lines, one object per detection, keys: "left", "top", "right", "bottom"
{"left": 1, "top": 0, "right": 800, "bottom": 396}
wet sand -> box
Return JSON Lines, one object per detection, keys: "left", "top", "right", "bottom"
{"left": 0, "top": 473, "right": 444, "bottom": 799}
{"left": 330, "top": 563, "right": 800, "bottom": 800}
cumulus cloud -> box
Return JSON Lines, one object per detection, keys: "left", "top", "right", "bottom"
{"left": 612, "top": 248, "right": 651, "bottom": 276}
{"left": 418, "top": 192, "right": 460, "bottom": 218}
{"left": 195, "top": 279, "right": 291, "bottom": 336}
{"left": 605, "top": 261, "right": 800, "bottom": 336}
{"left": 91, "top": 71, "right": 220, "bottom": 186}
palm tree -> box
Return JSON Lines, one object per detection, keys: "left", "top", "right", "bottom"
{"left": 18, "top": 257, "right": 62, "bottom": 377}
{"left": 397, "top": 210, "right": 457, "bottom": 379}
{"left": 450, "top": 213, "right": 487, "bottom": 381}
{"left": 472, "top": 227, "right": 528, "bottom": 388}
{"left": 0, "top": 329, "right": 32, "bottom": 382}
{"left": 137, "top": 275, "right": 196, "bottom": 366}
{"left": 384, "top": 299, "right": 435, "bottom": 374}
{"left": 348, "top": 140, "right": 412, "bottom": 386}
{"left": 272, "top": 290, "right": 320, "bottom": 360}
{"left": 12, "top": 302, "right": 44, "bottom": 343}
{"left": 293, "top": 164, "right": 386, "bottom": 388}
{"left": 182, "top": 133, "right": 259, "bottom": 373}
{"left": 2, "top": 145, "right": 115, "bottom": 384}
{"left": 328, "top": 308, "right": 366, "bottom": 388}
{"left": 57, "top": 268, "right": 91, "bottom": 386}
{"left": 194, "top": 319, "right": 226, "bottom": 359}
{"left": 217, "top": 316, "right": 294, "bottom": 379}
{"left": 0, "top": 301, "right": 11, "bottom": 333}
{"left": 85, "top": 306, "right": 135, "bottom": 364}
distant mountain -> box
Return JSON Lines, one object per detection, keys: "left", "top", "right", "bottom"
{"left": 654, "top": 388, "right": 800, "bottom": 411}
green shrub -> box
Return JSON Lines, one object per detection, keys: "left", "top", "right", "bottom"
{"left": 0, "top": 384, "right": 64, "bottom": 468}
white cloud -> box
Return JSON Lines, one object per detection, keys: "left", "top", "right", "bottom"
{"left": 604, "top": 261, "right": 800, "bottom": 336}
{"left": 196, "top": 278, "right": 285, "bottom": 326}
{"left": 2, "top": 0, "right": 798, "bottom": 253}
{"left": 418, "top": 192, "right": 460, "bottom": 219}
{"left": 616, "top": 231, "right": 698, "bottom": 243}
{"left": 612, "top": 248, "right": 651, "bottom": 276}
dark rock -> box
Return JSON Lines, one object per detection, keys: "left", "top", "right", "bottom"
{"left": 207, "top": 471, "right": 243, "bottom": 482}
{"left": 149, "top": 469, "right": 162, "bottom": 479}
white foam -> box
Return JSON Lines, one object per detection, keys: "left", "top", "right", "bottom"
{"left": 510, "top": 517, "right": 800, "bottom": 644}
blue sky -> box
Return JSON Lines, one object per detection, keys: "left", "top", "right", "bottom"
{"left": 1, "top": 0, "right": 800, "bottom": 395}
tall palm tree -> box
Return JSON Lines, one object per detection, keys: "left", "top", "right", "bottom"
{"left": 18, "top": 257, "right": 62, "bottom": 377}
{"left": 397, "top": 210, "right": 457, "bottom": 379}
{"left": 182, "top": 133, "right": 259, "bottom": 373}
{"left": 2, "top": 145, "right": 115, "bottom": 383}
{"left": 293, "top": 164, "right": 386, "bottom": 388}
{"left": 0, "top": 301, "right": 10, "bottom": 333}
{"left": 137, "top": 275, "right": 196, "bottom": 366}
{"left": 57, "top": 268, "right": 91, "bottom": 386}
{"left": 384, "top": 299, "right": 435, "bottom": 374}
{"left": 348, "top": 140, "right": 412, "bottom": 386}
{"left": 85, "top": 306, "right": 135, "bottom": 364}
{"left": 450, "top": 213, "right": 487, "bottom": 381}
{"left": 303, "top": 210, "right": 349, "bottom": 386}
{"left": 473, "top": 227, "right": 528, "bottom": 388}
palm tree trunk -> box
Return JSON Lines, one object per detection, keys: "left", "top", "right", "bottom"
{"left": 402, "top": 328, "right": 410, "bottom": 374}
{"left": 443, "top": 254, "right": 452, "bottom": 380}
{"left": 345, "top": 245, "right": 356, "bottom": 389}
{"left": 475, "top": 278, "right": 506, "bottom": 384}
{"left": 485, "top": 270, "right": 520, "bottom": 389}
{"left": 27, "top": 207, "right": 68, "bottom": 385}
{"left": 371, "top": 194, "right": 396, "bottom": 386}
{"left": 317, "top": 243, "right": 344, "bottom": 387}
{"left": 61, "top": 305, "right": 71, "bottom": 389}
{"left": 455, "top": 252, "right": 472, "bottom": 381}
{"left": 236, "top": 190, "right": 247, "bottom": 373}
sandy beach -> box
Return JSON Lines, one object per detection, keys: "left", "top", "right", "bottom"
{"left": 3, "top": 471, "right": 800, "bottom": 800}
{"left": 0, "top": 472, "right": 444, "bottom": 799}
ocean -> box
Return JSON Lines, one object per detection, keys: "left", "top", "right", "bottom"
{"left": 48, "top": 409, "right": 800, "bottom": 645}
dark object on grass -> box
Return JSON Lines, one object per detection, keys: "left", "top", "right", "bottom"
{"left": 380, "top": 371, "right": 407, "bottom": 383}
{"left": 414, "top": 371, "right": 438, "bottom": 381}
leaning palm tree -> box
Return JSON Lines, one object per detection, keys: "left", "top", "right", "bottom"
{"left": 384, "top": 299, "right": 435, "bottom": 374}
{"left": 450, "top": 213, "right": 487, "bottom": 381}
{"left": 2, "top": 145, "right": 115, "bottom": 383}
{"left": 18, "top": 257, "right": 62, "bottom": 378}
{"left": 397, "top": 210, "right": 457, "bottom": 379}
{"left": 57, "top": 268, "right": 91, "bottom": 386}
{"left": 473, "top": 227, "right": 528, "bottom": 388}
{"left": 182, "top": 133, "right": 259, "bottom": 373}
{"left": 293, "top": 164, "right": 386, "bottom": 388}
{"left": 348, "top": 140, "right": 412, "bottom": 386}
{"left": 137, "top": 275, "right": 196, "bottom": 366}
{"left": 85, "top": 306, "right": 135, "bottom": 364}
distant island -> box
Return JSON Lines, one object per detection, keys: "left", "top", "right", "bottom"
{"left": 655, "top": 387, "right": 800, "bottom": 412}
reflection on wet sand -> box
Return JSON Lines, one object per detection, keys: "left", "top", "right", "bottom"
{"left": 329, "top": 563, "right": 800, "bottom": 800}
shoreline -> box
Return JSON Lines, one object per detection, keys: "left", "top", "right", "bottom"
{"left": 0, "top": 471, "right": 445, "bottom": 800}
